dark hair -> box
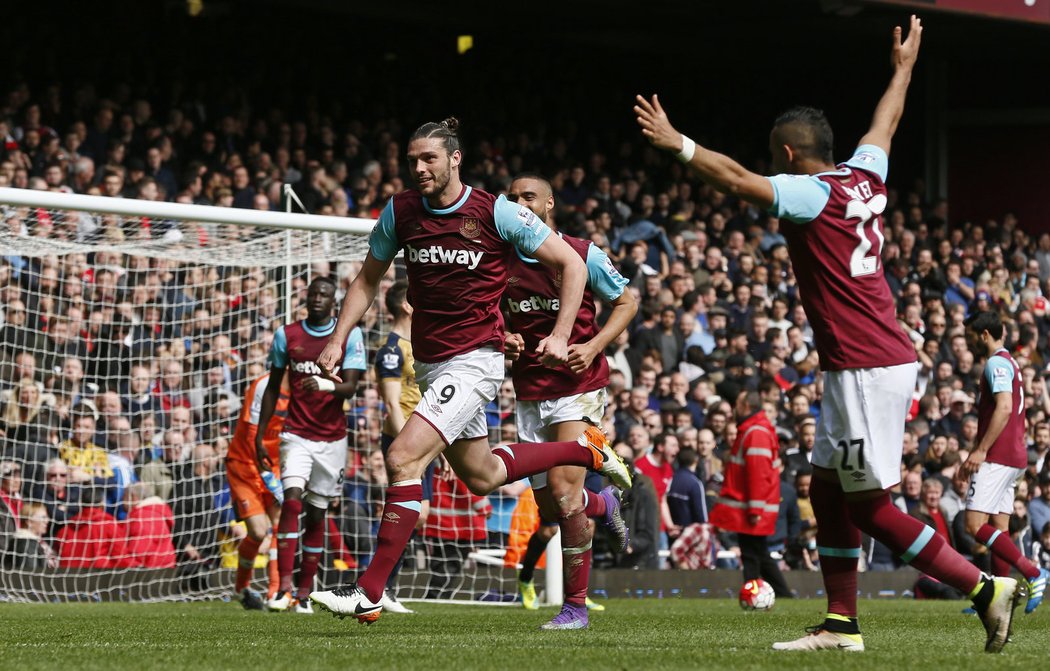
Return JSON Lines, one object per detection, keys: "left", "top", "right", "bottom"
{"left": 409, "top": 117, "right": 461, "bottom": 155}
{"left": 739, "top": 390, "right": 762, "bottom": 413}
{"left": 773, "top": 106, "right": 834, "bottom": 164}
{"left": 965, "top": 311, "right": 1003, "bottom": 340}
{"left": 677, "top": 448, "right": 699, "bottom": 469}
{"left": 654, "top": 432, "right": 678, "bottom": 451}
{"left": 80, "top": 484, "right": 104, "bottom": 507}
{"left": 511, "top": 171, "right": 552, "bottom": 192}
{"left": 385, "top": 280, "right": 409, "bottom": 319}
{"left": 309, "top": 275, "right": 337, "bottom": 293}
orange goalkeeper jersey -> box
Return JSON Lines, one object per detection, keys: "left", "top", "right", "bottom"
{"left": 227, "top": 373, "right": 290, "bottom": 465}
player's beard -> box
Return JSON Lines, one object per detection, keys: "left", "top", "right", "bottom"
{"left": 422, "top": 158, "right": 452, "bottom": 198}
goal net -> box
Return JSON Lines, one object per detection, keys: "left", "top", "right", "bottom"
{"left": 0, "top": 187, "right": 552, "bottom": 604}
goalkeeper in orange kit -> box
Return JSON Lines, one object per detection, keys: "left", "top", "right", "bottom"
{"left": 226, "top": 373, "right": 289, "bottom": 609}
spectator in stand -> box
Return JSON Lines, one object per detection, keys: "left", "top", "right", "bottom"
{"left": 636, "top": 431, "right": 679, "bottom": 547}
{"left": 667, "top": 448, "right": 708, "bottom": 529}
{"left": 911, "top": 478, "right": 953, "bottom": 546}
{"left": 55, "top": 485, "right": 131, "bottom": 569}
{"left": 1, "top": 460, "right": 24, "bottom": 525}
{"left": 613, "top": 444, "right": 659, "bottom": 569}
{"left": 1029, "top": 422, "right": 1050, "bottom": 475}
{"left": 153, "top": 359, "right": 191, "bottom": 417}
{"left": 58, "top": 405, "right": 115, "bottom": 498}
{"left": 172, "top": 443, "right": 222, "bottom": 577}
{"left": 3, "top": 502, "right": 58, "bottom": 570}
{"left": 139, "top": 430, "right": 183, "bottom": 503}
{"left": 1030, "top": 473, "right": 1050, "bottom": 546}
{"left": 123, "top": 481, "right": 176, "bottom": 568}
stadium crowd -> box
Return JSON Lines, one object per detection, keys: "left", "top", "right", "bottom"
{"left": 2, "top": 78, "right": 1050, "bottom": 596}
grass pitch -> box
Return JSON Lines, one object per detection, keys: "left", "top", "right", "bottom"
{"left": 1, "top": 598, "right": 1046, "bottom": 670}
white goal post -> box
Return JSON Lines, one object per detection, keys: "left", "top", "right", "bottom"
{"left": 0, "top": 187, "right": 563, "bottom": 605}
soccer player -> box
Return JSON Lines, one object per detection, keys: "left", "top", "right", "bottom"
{"left": 636, "top": 16, "right": 1024, "bottom": 653}
{"left": 502, "top": 173, "right": 636, "bottom": 629}
{"left": 309, "top": 118, "right": 630, "bottom": 623}
{"left": 962, "top": 311, "right": 1048, "bottom": 614}
{"left": 373, "top": 279, "right": 430, "bottom": 614}
{"left": 260, "top": 276, "right": 366, "bottom": 613}
{"left": 226, "top": 371, "right": 289, "bottom": 609}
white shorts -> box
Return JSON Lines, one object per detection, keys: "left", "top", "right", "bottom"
{"left": 966, "top": 462, "right": 1024, "bottom": 515}
{"left": 279, "top": 432, "right": 348, "bottom": 500}
{"left": 412, "top": 347, "right": 503, "bottom": 445}
{"left": 812, "top": 363, "right": 917, "bottom": 493}
{"left": 516, "top": 388, "right": 607, "bottom": 489}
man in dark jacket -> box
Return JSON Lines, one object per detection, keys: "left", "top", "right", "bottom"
{"left": 668, "top": 448, "right": 708, "bottom": 529}
{"left": 173, "top": 444, "right": 222, "bottom": 589}
{"left": 614, "top": 445, "right": 659, "bottom": 569}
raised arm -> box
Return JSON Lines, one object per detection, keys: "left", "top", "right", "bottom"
{"left": 857, "top": 15, "right": 923, "bottom": 156}
{"left": 635, "top": 94, "right": 774, "bottom": 210}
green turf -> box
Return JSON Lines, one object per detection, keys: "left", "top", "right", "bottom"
{"left": 0, "top": 598, "right": 1046, "bottom": 670}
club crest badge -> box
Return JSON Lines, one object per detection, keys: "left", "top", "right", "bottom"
{"left": 460, "top": 218, "right": 481, "bottom": 239}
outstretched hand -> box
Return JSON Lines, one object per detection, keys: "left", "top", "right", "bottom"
{"left": 634, "top": 94, "right": 683, "bottom": 154}
{"left": 892, "top": 15, "right": 923, "bottom": 71}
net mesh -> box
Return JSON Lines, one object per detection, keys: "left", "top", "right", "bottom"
{"left": 0, "top": 196, "right": 530, "bottom": 604}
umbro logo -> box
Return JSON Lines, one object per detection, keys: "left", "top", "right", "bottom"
{"left": 385, "top": 512, "right": 400, "bottom": 521}
{"left": 507, "top": 276, "right": 520, "bottom": 284}
{"left": 851, "top": 471, "right": 866, "bottom": 481}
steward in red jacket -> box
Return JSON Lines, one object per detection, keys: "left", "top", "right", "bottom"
{"left": 710, "top": 395, "right": 782, "bottom": 536}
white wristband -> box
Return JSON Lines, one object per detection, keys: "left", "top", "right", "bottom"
{"left": 677, "top": 135, "right": 696, "bottom": 163}
{"left": 311, "top": 375, "right": 336, "bottom": 393}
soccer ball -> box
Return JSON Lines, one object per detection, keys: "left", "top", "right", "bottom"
{"left": 738, "top": 579, "right": 776, "bottom": 611}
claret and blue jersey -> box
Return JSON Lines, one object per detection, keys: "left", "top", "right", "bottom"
{"left": 367, "top": 185, "right": 553, "bottom": 363}
{"left": 764, "top": 144, "right": 915, "bottom": 372}
{"left": 269, "top": 319, "right": 366, "bottom": 442}
{"left": 977, "top": 348, "right": 1027, "bottom": 468}
{"left": 505, "top": 232, "right": 629, "bottom": 401}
